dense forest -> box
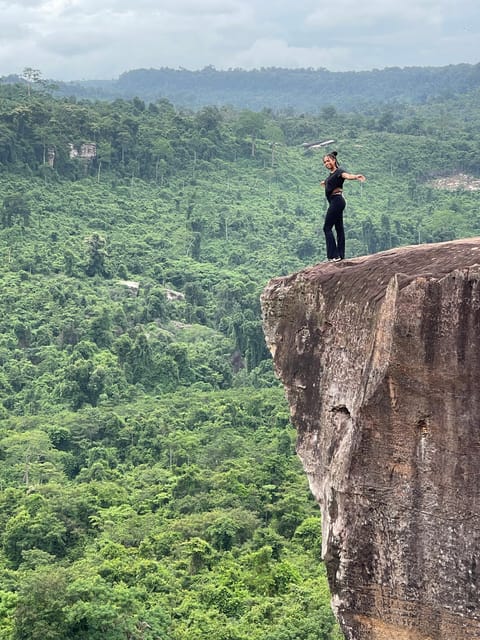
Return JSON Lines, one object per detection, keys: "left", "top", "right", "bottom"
{"left": 3, "top": 63, "right": 480, "bottom": 111}
{"left": 0, "top": 74, "right": 479, "bottom": 639}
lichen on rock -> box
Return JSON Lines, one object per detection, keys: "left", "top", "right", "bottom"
{"left": 261, "top": 238, "right": 480, "bottom": 640}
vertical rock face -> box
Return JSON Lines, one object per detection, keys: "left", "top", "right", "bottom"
{"left": 261, "top": 239, "right": 480, "bottom": 640}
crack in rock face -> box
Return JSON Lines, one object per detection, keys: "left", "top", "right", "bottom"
{"left": 261, "top": 238, "right": 480, "bottom": 640}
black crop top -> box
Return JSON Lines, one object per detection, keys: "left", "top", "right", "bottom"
{"left": 325, "top": 167, "right": 345, "bottom": 200}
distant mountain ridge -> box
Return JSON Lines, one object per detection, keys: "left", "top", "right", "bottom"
{"left": 45, "top": 62, "right": 480, "bottom": 112}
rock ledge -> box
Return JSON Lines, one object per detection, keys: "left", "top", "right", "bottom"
{"left": 261, "top": 238, "right": 480, "bottom": 640}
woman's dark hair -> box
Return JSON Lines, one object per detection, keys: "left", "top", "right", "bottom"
{"left": 323, "top": 151, "right": 339, "bottom": 167}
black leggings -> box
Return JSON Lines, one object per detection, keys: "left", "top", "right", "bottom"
{"left": 323, "top": 194, "right": 345, "bottom": 259}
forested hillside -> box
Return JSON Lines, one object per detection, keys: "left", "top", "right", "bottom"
{"left": 10, "top": 63, "right": 480, "bottom": 112}
{"left": 0, "top": 80, "right": 479, "bottom": 639}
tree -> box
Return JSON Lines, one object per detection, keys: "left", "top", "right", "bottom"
{"left": 196, "top": 106, "right": 223, "bottom": 135}
{"left": 235, "top": 111, "right": 266, "bottom": 157}
{"left": 61, "top": 348, "right": 126, "bottom": 408}
{"left": 84, "top": 233, "right": 109, "bottom": 277}
{"left": 3, "top": 503, "right": 67, "bottom": 566}
{"left": 88, "top": 307, "right": 113, "bottom": 348}
{"left": 178, "top": 537, "right": 214, "bottom": 574}
{"left": 125, "top": 332, "right": 154, "bottom": 387}
{"left": 0, "top": 122, "right": 15, "bottom": 163}
{"left": 14, "top": 566, "right": 69, "bottom": 639}
{"left": 95, "top": 141, "right": 112, "bottom": 183}
{"left": 1, "top": 195, "right": 31, "bottom": 228}
{"left": 142, "top": 286, "right": 168, "bottom": 322}
{"left": 0, "top": 430, "right": 66, "bottom": 488}
{"left": 21, "top": 68, "right": 42, "bottom": 98}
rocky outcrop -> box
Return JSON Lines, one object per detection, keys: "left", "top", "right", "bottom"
{"left": 69, "top": 142, "right": 97, "bottom": 160}
{"left": 117, "top": 280, "right": 141, "bottom": 297}
{"left": 261, "top": 238, "right": 480, "bottom": 640}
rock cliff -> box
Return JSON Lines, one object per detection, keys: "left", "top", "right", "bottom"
{"left": 261, "top": 238, "right": 480, "bottom": 640}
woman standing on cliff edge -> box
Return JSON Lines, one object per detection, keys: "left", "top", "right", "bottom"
{"left": 321, "top": 151, "right": 366, "bottom": 261}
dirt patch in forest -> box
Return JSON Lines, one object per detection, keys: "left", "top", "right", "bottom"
{"left": 429, "top": 173, "right": 480, "bottom": 191}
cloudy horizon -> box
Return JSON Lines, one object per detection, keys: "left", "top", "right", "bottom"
{"left": 0, "top": 0, "right": 479, "bottom": 82}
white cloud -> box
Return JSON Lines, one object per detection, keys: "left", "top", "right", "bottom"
{"left": 229, "top": 37, "right": 349, "bottom": 70}
{"left": 0, "top": 0, "right": 478, "bottom": 80}
{"left": 306, "top": 0, "right": 477, "bottom": 37}
{"left": 307, "top": 0, "right": 439, "bottom": 28}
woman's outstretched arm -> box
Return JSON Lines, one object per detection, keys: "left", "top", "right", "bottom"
{"left": 341, "top": 172, "right": 366, "bottom": 181}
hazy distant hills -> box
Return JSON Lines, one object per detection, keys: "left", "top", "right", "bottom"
{"left": 44, "top": 63, "right": 480, "bottom": 112}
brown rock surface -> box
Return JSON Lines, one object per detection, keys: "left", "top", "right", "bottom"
{"left": 261, "top": 238, "right": 480, "bottom": 640}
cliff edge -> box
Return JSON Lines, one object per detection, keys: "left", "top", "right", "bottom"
{"left": 261, "top": 238, "right": 480, "bottom": 640}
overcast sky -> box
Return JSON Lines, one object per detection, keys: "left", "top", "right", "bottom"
{"left": 0, "top": 0, "right": 479, "bottom": 81}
